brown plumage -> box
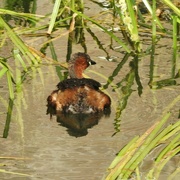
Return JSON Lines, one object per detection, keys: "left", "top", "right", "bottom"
{"left": 47, "top": 52, "right": 111, "bottom": 114}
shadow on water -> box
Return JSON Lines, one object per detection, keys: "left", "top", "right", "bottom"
{"left": 47, "top": 105, "right": 110, "bottom": 137}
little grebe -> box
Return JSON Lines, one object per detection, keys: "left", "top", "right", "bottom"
{"left": 47, "top": 52, "right": 111, "bottom": 114}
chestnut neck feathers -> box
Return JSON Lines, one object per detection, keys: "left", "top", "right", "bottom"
{"left": 68, "top": 52, "right": 96, "bottom": 78}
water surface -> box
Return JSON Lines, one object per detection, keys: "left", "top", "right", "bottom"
{"left": 0, "top": 0, "right": 179, "bottom": 179}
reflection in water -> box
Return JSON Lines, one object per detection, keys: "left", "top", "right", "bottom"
{"left": 4, "top": 0, "right": 37, "bottom": 26}
{"left": 5, "top": 0, "right": 36, "bottom": 13}
{"left": 47, "top": 105, "right": 110, "bottom": 137}
{"left": 3, "top": 98, "right": 14, "bottom": 138}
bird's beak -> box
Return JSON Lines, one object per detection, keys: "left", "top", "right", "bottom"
{"left": 89, "top": 59, "right": 96, "bottom": 65}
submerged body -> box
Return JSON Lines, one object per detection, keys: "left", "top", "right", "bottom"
{"left": 47, "top": 52, "right": 111, "bottom": 114}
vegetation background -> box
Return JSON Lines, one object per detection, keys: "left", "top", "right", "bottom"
{"left": 0, "top": 0, "right": 180, "bottom": 179}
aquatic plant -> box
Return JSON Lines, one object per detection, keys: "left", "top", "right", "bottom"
{"left": 104, "top": 111, "right": 180, "bottom": 179}
{"left": 0, "top": 10, "right": 43, "bottom": 138}
{"left": 104, "top": 87, "right": 180, "bottom": 179}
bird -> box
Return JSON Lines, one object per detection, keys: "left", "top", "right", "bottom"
{"left": 47, "top": 52, "right": 111, "bottom": 114}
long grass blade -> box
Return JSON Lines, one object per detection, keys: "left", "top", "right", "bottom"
{"left": 149, "top": 0, "right": 157, "bottom": 86}
{"left": 0, "top": 8, "right": 43, "bottom": 22}
{"left": 0, "top": 17, "right": 39, "bottom": 65}
{"left": 125, "top": 0, "right": 141, "bottom": 51}
{"left": 142, "top": 0, "right": 165, "bottom": 30}
{"left": 172, "top": 15, "right": 178, "bottom": 78}
{"left": 121, "top": 112, "right": 171, "bottom": 179}
{"left": 6, "top": 71, "right": 14, "bottom": 100}
{"left": 0, "top": 61, "right": 14, "bottom": 99}
{"left": 0, "top": 169, "right": 31, "bottom": 176}
{"left": 159, "top": 121, "right": 180, "bottom": 142}
{"left": 47, "top": 0, "right": 62, "bottom": 34}
{"left": 105, "top": 112, "right": 171, "bottom": 179}
{"left": 149, "top": 146, "right": 180, "bottom": 179}
{"left": 49, "top": 40, "right": 65, "bottom": 81}
{"left": 105, "top": 119, "right": 161, "bottom": 180}
{"left": 13, "top": 49, "right": 28, "bottom": 72}
{"left": 108, "top": 136, "right": 139, "bottom": 169}
{"left": 0, "top": 66, "right": 7, "bottom": 79}
{"left": 69, "top": 8, "right": 131, "bottom": 53}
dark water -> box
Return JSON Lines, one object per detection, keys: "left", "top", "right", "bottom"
{"left": 0, "top": 0, "right": 180, "bottom": 179}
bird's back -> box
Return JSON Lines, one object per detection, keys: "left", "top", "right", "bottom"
{"left": 47, "top": 78, "right": 111, "bottom": 114}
